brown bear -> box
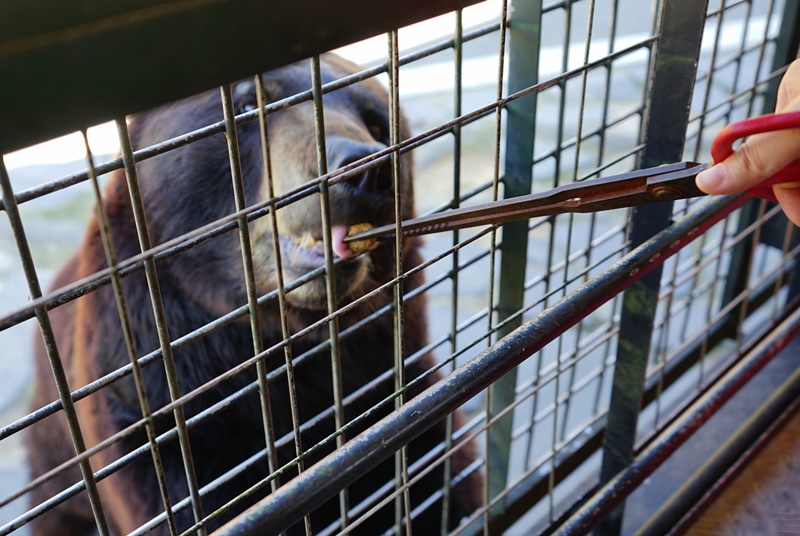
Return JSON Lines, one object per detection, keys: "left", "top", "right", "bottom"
{"left": 27, "top": 54, "right": 481, "bottom": 535}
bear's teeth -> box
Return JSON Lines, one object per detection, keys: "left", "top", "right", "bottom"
{"left": 295, "top": 233, "right": 317, "bottom": 249}
{"left": 292, "top": 233, "right": 327, "bottom": 249}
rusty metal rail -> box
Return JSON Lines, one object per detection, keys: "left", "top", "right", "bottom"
{"left": 215, "top": 194, "right": 748, "bottom": 535}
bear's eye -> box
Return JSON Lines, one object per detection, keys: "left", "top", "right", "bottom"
{"left": 233, "top": 80, "right": 258, "bottom": 115}
{"left": 363, "top": 111, "right": 389, "bottom": 144}
{"left": 368, "top": 123, "right": 383, "bottom": 141}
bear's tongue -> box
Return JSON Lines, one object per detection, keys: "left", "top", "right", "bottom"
{"left": 331, "top": 225, "right": 353, "bottom": 259}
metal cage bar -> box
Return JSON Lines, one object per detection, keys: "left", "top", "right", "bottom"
{"left": 80, "top": 131, "right": 179, "bottom": 534}
{"left": 596, "top": 2, "right": 709, "bottom": 534}
{"left": 488, "top": 0, "right": 542, "bottom": 515}
{"left": 310, "top": 53, "right": 349, "bottom": 534}
{"left": 115, "top": 118, "right": 208, "bottom": 535}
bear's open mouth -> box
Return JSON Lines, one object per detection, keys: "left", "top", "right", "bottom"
{"left": 280, "top": 224, "right": 372, "bottom": 269}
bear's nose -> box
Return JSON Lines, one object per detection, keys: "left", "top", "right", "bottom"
{"left": 327, "top": 138, "right": 392, "bottom": 196}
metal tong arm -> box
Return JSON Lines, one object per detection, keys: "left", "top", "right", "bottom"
{"left": 345, "top": 161, "right": 706, "bottom": 242}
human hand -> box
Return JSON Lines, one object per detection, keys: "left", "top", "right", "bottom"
{"left": 696, "top": 58, "right": 800, "bottom": 225}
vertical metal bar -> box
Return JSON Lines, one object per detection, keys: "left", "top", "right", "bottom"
{"left": 115, "top": 118, "right": 207, "bottom": 535}
{"left": 81, "top": 132, "right": 178, "bottom": 534}
{"left": 442, "top": 10, "right": 463, "bottom": 535}
{"left": 550, "top": 1, "right": 596, "bottom": 519}
{"left": 766, "top": 1, "right": 800, "bottom": 109}
{"left": 530, "top": 5, "right": 572, "bottom": 514}
{"left": 254, "top": 75, "right": 282, "bottom": 492}
{"left": 557, "top": 0, "right": 597, "bottom": 458}
{"left": 219, "top": 83, "right": 266, "bottom": 410}
{"left": 387, "top": 29, "right": 412, "bottom": 536}
{"left": 254, "top": 75, "right": 283, "bottom": 494}
{"left": 590, "top": 0, "right": 622, "bottom": 426}
{"left": 698, "top": 216, "right": 734, "bottom": 374}
{"left": 596, "top": 1, "right": 709, "bottom": 534}
{"left": 725, "top": 0, "right": 754, "bottom": 123}
{"left": 220, "top": 82, "right": 285, "bottom": 525}
{"left": 260, "top": 76, "right": 312, "bottom": 531}
{"left": 489, "top": 0, "right": 541, "bottom": 516}
{"left": 651, "top": 259, "right": 676, "bottom": 426}
{"left": 484, "top": 1, "right": 510, "bottom": 533}
{"left": 773, "top": 219, "right": 795, "bottom": 319}
{"left": 0, "top": 160, "right": 111, "bottom": 535}
{"left": 690, "top": 7, "right": 725, "bottom": 164}
{"left": 310, "top": 53, "right": 345, "bottom": 535}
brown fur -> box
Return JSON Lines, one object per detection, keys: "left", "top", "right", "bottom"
{"left": 27, "top": 54, "right": 481, "bottom": 535}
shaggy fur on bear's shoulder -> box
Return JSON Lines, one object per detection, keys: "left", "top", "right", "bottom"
{"left": 27, "top": 54, "right": 481, "bottom": 535}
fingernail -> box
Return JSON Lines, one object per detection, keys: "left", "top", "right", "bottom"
{"left": 696, "top": 164, "right": 725, "bottom": 192}
{"left": 773, "top": 181, "right": 800, "bottom": 190}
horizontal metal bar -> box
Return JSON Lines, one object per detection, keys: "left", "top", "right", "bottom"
{"left": 0, "top": 18, "right": 501, "bottom": 213}
{"left": 213, "top": 195, "right": 746, "bottom": 535}
{"left": 0, "top": 0, "right": 483, "bottom": 153}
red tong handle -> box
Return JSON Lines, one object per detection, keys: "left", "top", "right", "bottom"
{"left": 710, "top": 110, "right": 800, "bottom": 202}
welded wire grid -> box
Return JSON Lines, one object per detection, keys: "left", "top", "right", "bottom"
{"left": 641, "top": 0, "right": 796, "bottom": 438}
{"left": 0, "top": 0, "right": 797, "bottom": 535}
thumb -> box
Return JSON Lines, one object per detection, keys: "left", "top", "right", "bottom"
{"left": 697, "top": 97, "right": 800, "bottom": 195}
{"left": 696, "top": 128, "right": 800, "bottom": 195}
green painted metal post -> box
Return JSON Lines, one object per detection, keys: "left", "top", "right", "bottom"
{"left": 596, "top": 1, "right": 709, "bottom": 535}
{"left": 489, "top": 0, "right": 541, "bottom": 515}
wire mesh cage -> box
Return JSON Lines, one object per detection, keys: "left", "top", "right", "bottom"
{"left": 1, "top": 0, "right": 799, "bottom": 535}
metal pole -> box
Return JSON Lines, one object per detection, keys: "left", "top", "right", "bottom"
{"left": 489, "top": 0, "right": 542, "bottom": 515}
{"left": 596, "top": 1, "right": 709, "bottom": 534}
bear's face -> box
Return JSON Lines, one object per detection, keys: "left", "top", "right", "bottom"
{"left": 242, "top": 57, "right": 413, "bottom": 309}
{"left": 131, "top": 54, "right": 414, "bottom": 312}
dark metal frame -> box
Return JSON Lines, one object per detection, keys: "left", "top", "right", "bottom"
{"left": 596, "top": 2, "right": 710, "bottom": 533}
{"left": 0, "top": 0, "right": 484, "bottom": 154}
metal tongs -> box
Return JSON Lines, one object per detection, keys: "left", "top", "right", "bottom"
{"left": 346, "top": 111, "right": 800, "bottom": 243}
